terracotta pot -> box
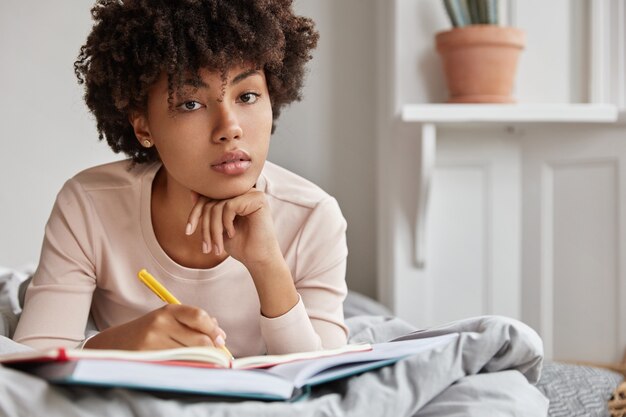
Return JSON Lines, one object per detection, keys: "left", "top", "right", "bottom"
{"left": 435, "top": 25, "right": 525, "bottom": 103}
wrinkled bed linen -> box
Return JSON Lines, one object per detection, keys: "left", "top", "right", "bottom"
{"left": 0, "top": 267, "right": 30, "bottom": 339}
{"left": 0, "top": 314, "right": 548, "bottom": 417}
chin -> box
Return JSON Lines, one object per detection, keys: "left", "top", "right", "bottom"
{"left": 203, "top": 179, "right": 256, "bottom": 201}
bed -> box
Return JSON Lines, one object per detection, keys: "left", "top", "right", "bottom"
{"left": 346, "top": 291, "right": 625, "bottom": 417}
{"left": 0, "top": 267, "right": 623, "bottom": 417}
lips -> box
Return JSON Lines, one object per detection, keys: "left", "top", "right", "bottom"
{"left": 211, "top": 150, "right": 251, "bottom": 166}
{"left": 210, "top": 150, "right": 252, "bottom": 175}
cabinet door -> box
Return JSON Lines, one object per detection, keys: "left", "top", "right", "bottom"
{"left": 383, "top": 127, "right": 522, "bottom": 329}
{"left": 522, "top": 125, "right": 626, "bottom": 362}
{"left": 426, "top": 129, "right": 522, "bottom": 325}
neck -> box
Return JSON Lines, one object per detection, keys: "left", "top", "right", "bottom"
{"left": 152, "top": 166, "right": 194, "bottom": 220}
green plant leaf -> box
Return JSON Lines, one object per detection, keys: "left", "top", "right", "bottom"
{"left": 443, "top": 0, "right": 469, "bottom": 27}
{"left": 468, "top": 0, "right": 481, "bottom": 24}
{"left": 458, "top": 0, "right": 472, "bottom": 26}
{"left": 486, "top": 0, "right": 499, "bottom": 24}
{"left": 443, "top": 0, "right": 461, "bottom": 27}
{"left": 477, "top": 0, "right": 489, "bottom": 24}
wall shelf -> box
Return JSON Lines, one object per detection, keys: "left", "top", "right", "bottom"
{"left": 401, "top": 103, "right": 619, "bottom": 124}
{"left": 399, "top": 103, "right": 619, "bottom": 270}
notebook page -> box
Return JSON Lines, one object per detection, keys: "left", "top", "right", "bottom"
{"left": 267, "top": 333, "right": 458, "bottom": 388}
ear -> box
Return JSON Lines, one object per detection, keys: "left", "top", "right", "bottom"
{"left": 128, "top": 110, "right": 153, "bottom": 147}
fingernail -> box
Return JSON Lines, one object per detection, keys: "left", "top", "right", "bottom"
{"left": 202, "top": 242, "right": 209, "bottom": 254}
{"left": 215, "top": 335, "right": 225, "bottom": 347}
{"left": 214, "top": 244, "right": 220, "bottom": 255}
{"left": 185, "top": 223, "right": 192, "bottom": 235}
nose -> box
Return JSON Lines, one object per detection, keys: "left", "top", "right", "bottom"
{"left": 211, "top": 104, "right": 243, "bottom": 143}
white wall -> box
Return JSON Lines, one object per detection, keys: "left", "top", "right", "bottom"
{"left": 0, "top": 1, "right": 120, "bottom": 270}
{"left": 0, "top": 1, "right": 378, "bottom": 297}
{"left": 272, "top": 0, "right": 378, "bottom": 297}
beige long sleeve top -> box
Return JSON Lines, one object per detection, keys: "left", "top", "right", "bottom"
{"left": 13, "top": 160, "right": 348, "bottom": 357}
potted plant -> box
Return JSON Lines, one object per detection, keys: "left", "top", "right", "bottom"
{"left": 436, "top": 0, "right": 525, "bottom": 103}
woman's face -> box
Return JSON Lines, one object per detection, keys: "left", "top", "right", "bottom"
{"left": 134, "top": 65, "right": 273, "bottom": 200}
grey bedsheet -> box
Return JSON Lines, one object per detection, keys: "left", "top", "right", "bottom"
{"left": 0, "top": 314, "right": 549, "bottom": 417}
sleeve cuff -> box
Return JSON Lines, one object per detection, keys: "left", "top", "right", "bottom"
{"left": 259, "top": 294, "right": 322, "bottom": 354}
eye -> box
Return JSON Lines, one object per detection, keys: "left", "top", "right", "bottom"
{"left": 178, "top": 100, "right": 203, "bottom": 111}
{"left": 239, "top": 92, "right": 260, "bottom": 104}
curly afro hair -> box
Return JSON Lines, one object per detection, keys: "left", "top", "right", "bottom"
{"left": 74, "top": 0, "right": 319, "bottom": 163}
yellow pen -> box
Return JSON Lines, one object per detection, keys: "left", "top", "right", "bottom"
{"left": 137, "top": 268, "right": 234, "bottom": 359}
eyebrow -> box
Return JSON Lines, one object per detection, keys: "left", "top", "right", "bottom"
{"left": 231, "top": 69, "right": 260, "bottom": 85}
{"left": 181, "top": 69, "right": 261, "bottom": 90}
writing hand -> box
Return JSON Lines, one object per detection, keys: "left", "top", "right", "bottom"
{"left": 83, "top": 304, "right": 227, "bottom": 350}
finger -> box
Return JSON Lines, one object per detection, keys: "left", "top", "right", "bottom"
{"left": 201, "top": 202, "right": 215, "bottom": 254}
{"left": 221, "top": 193, "right": 264, "bottom": 239}
{"left": 233, "top": 191, "right": 265, "bottom": 217}
{"left": 173, "top": 306, "right": 225, "bottom": 345}
{"left": 145, "top": 307, "right": 215, "bottom": 349}
{"left": 210, "top": 202, "right": 225, "bottom": 255}
{"left": 190, "top": 190, "right": 199, "bottom": 206}
{"left": 209, "top": 316, "right": 226, "bottom": 340}
{"left": 168, "top": 330, "right": 216, "bottom": 348}
{"left": 187, "top": 194, "right": 209, "bottom": 236}
{"left": 222, "top": 200, "right": 237, "bottom": 239}
{"left": 208, "top": 318, "right": 227, "bottom": 347}
{"left": 217, "top": 326, "right": 227, "bottom": 340}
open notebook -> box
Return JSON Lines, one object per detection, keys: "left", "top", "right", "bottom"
{"left": 1, "top": 334, "right": 458, "bottom": 401}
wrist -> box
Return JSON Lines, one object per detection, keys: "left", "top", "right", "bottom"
{"left": 246, "top": 255, "right": 299, "bottom": 318}
{"left": 243, "top": 243, "right": 285, "bottom": 273}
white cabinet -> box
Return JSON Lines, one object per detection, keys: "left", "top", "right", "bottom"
{"left": 376, "top": 1, "right": 626, "bottom": 362}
